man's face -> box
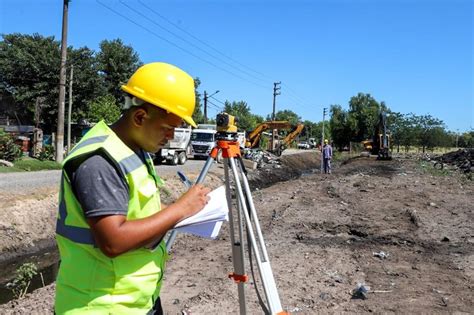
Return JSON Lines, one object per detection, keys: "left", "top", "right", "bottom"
{"left": 139, "top": 105, "right": 183, "bottom": 153}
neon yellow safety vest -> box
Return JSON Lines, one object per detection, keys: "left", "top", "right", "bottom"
{"left": 55, "top": 121, "right": 168, "bottom": 315}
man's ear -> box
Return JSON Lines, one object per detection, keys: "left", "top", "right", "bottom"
{"left": 132, "top": 107, "right": 148, "bottom": 127}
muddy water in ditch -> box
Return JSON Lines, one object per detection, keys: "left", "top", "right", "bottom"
{"left": 0, "top": 244, "right": 58, "bottom": 304}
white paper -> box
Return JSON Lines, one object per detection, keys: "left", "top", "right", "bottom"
{"left": 174, "top": 185, "right": 228, "bottom": 239}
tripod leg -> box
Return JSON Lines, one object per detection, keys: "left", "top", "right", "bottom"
{"left": 224, "top": 159, "right": 248, "bottom": 315}
{"left": 166, "top": 155, "right": 215, "bottom": 252}
{"left": 228, "top": 157, "right": 284, "bottom": 314}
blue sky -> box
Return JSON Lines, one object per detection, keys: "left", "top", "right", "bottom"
{"left": 1, "top": 0, "right": 473, "bottom": 131}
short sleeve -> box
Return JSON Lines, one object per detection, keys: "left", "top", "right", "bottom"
{"left": 72, "top": 154, "right": 129, "bottom": 218}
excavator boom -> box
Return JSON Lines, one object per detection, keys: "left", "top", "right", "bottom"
{"left": 246, "top": 121, "right": 305, "bottom": 156}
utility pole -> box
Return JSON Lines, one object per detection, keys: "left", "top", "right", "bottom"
{"left": 67, "top": 65, "right": 73, "bottom": 154}
{"left": 271, "top": 82, "right": 281, "bottom": 121}
{"left": 203, "top": 91, "right": 208, "bottom": 123}
{"left": 55, "top": 0, "right": 69, "bottom": 163}
{"left": 320, "top": 107, "right": 327, "bottom": 174}
{"left": 203, "top": 90, "right": 219, "bottom": 124}
{"left": 271, "top": 81, "right": 281, "bottom": 150}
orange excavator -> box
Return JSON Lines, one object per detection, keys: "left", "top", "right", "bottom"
{"left": 245, "top": 121, "right": 305, "bottom": 156}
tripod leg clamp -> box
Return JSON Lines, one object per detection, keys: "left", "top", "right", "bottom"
{"left": 228, "top": 272, "right": 249, "bottom": 283}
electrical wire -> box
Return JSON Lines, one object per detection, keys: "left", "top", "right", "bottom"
{"left": 206, "top": 100, "right": 225, "bottom": 112}
{"left": 97, "top": 0, "right": 271, "bottom": 91}
{"left": 209, "top": 95, "right": 226, "bottom": 106}
{"left": 120, "top": 0, "right": 268, "bottom": 85}
{"left": 97, "top": 0, "right": 319, "bottom": 121}
{"left": 137, "top": 0, "right": 271, "bottom": 82}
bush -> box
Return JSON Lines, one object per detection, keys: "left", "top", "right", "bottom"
{"left": 37, "top": 145, "right": 55, "bottom": 161}
{"left": 6, "top": 262, "right": 38, "bottom": 299}
{"left": 0, "top": 131, "right": 22, "bottom": 162}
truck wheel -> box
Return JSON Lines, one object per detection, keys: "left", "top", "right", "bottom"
{"left": 178, "top": 152, "right": 187, "bottom": 165}
{"left": 169, "top": 152, "right": 179, "bottom": 165}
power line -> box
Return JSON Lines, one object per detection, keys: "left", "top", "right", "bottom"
{"left": 281, "top": 82, "right": 312, "bottom": 105}
{"left": 120, "top": 0, "right": 268, "bottom": 84}
{"left": 207, "top": 100, "right": 224, "bottom": 111}
{"left": 137, "top": 0, "right": 271, "bottom": 82}
{"left": 97, "top": 0, "right": 271, "bottom": 90}
{"left": 209, "top": 95, "right": 226, "bottom": 106}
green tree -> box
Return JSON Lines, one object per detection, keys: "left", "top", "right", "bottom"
{"left": 96, "top": 39, "right": 142, "bottom": 104}
{"left": 348, "top": 93, "right": 382, "bottom": 141}
{"left": 223, "top": 100, "right": 263, "bottom": 132}
{"left": 267, "top": 109, "right": 301, "bottom": 125}
{"left": 387, "top": 111, "right": 406, "bottom": 152}
{"left": 411, "top": 114, "right": 446, "bottom": 152}
{"left": 458, "top": 131, "right": 474, "bottom": 147}
{"left": 329, "top": 104, "right": 353, "bottom": 149}
{"left": 87, "top": 95, "right": 121, "bottom": 124}
{"left": 192, "top": 78, "right": 205, "bottom": 124}
{"left": 67, "top": 46, "right": 106, "bottom": 123}
{"left": 0, "top": 33, "right": 60, "bottom": 125}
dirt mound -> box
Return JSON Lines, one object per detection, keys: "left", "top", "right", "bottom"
{"left": 434, "top": 148, "right": 473, "bottom": 173}
{"left": 1, "top": 153, "right": 472, "bottom": 314}
{"left": 247, "top": 151, "right": 320, "bottom": 190}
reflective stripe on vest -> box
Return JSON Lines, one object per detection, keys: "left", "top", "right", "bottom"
{"left": 56, "top": 177, "right": 96, "bottom": 245}
{"left": 55, "top": 127, "right": 150, "bottom": 245}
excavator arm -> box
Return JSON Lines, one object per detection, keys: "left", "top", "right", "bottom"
{"left": 245, "top": 121, "right": 295, "bottom": 149}
{"left": 245, "top": 121, "right": 305, "bottom": 156}
{"left": 274, "top": 123, "right": 305, "bottom": 156}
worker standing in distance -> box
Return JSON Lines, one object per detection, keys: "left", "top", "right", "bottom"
{"left": 54, "top": 62, "right": 211, "bottom": 314}
{"left": 322, "top": 139, "right": 333, "bottom": 174}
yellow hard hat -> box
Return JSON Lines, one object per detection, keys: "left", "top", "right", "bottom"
{"left": 324, "top": 139, "right": 329, "bottom": 144}
{"left": 121, "top": 62, "right": 197, "bottom": 127}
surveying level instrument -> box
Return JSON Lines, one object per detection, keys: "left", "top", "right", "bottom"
{"left": 166, "top": 113, "right": 288, "bottom": 315}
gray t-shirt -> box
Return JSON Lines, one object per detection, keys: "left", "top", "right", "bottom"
{"left": 72, "top": 154, "right": 129, "bottom": 218}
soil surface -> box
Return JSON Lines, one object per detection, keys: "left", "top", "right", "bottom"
{"left": 1, "top": 152, "right": 473, "bottom": 314}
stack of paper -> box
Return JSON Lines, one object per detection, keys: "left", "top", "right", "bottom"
{"left": 174, "top": 185, "right": 229, "bottom": 239}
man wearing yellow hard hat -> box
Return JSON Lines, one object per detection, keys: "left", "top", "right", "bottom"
{"left": 54, "top": 62, "right": 210, "bottom": 314}
{"left": 322, "top": 139, "right": 332, "bottom": 174}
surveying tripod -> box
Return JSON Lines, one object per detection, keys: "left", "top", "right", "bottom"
{"left": 166, "top": 126, "right": 288, "bottom": 315}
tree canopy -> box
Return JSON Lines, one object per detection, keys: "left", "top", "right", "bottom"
{"left": 0, "top": 33, "right": 463, "bottom": 152}
{"left": 0, "top": 34, "right": 142, "bottom": 129}
{"left": 0, "top": 33, "right": 60, "bottom": 126}
{"left": 96, "top": 39, "right": 142, "bottom": 104}
{"left": 223, "top": 100, "right": 263, "bottom": 132}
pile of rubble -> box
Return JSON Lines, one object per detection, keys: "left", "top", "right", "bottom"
{"left": 434, "top": 148, "right": 473, "bottom": 173}
{"left": 243, "top": 149, "right": 281, "bottom": 168}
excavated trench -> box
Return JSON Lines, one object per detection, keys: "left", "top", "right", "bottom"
{"left": 0, "top": 151, "right": 321, "bottom": 305}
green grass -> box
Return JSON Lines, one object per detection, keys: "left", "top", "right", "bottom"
{"left": 0, "top": 157, "right": 61, "bottom": 173}
{"left": 417, "top": 161, "right": 451, "bottom": 177}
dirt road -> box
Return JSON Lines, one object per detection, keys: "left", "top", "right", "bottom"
{"left": 1, "top": 153, "right": 473, "bottom": 314}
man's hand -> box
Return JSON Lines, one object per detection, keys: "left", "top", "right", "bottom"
{"left": 174, "top": 184, "right": 211, "bottom": 221}
{"left": 88, "top": 184, "right": 211, "bottom": 257}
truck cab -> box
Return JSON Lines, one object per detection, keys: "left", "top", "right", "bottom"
{"left": 190, "top": 128, "right": 217, "bottom": 159}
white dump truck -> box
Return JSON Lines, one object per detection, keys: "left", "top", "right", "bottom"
{"left": 154, "top": 127, "right": 191, "bottom": 165}
{"left": 190, "top": 127, "right": 217, "bottom": 159}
